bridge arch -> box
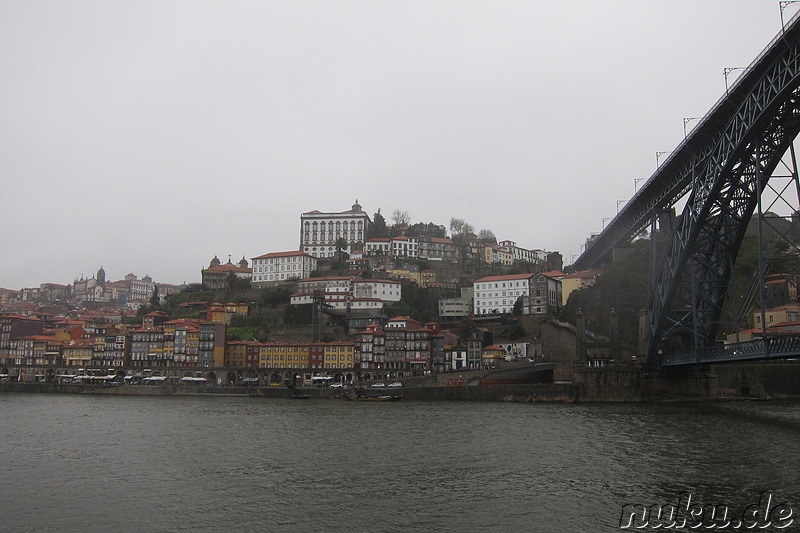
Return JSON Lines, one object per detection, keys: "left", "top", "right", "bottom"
{"left": 575, "top": 14, "right": 800, "bottom": 366}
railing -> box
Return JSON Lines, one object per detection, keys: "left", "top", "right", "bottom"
{"left": 658, "top": 335, "right": 800, "bottom": 366}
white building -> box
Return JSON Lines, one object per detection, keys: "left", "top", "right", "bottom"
{"left": 352, "top": 279, "right": 402, "bottom": 303}
{"left": 290, "top": 276, "right": 353, "bottom": 306}
{"left": 439, "top": 298, "right": 471, "bottom": 318}
{"left": 498, "top": 240, "right": 545, "bottom": 264}
{"left": 300, "top": 200, "right": 371, "bottom": 258}
{"left": 473, "top": 273, "right": 535, "bottom": 315}
{"left": 364, "top": 236, "right": 419, "bottom": 258}
{"left": 365, "top": 238, "right": 392, "bottom": 256}
{"left": 251, "top": 251, "right": 318, "bottom": 287}
{"left": 289, "top": 277, "right": 401, "bottom": 311}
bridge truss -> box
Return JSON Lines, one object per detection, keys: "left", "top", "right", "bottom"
{"left": 573, "top": 13, "right": 800, "bottom": 366}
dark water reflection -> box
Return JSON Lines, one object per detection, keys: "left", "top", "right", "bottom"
{"left": 0, "top": 395, "right": 798, "bottom": 532}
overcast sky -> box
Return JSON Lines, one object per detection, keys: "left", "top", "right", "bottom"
{"left": 1, "top": 1, "right": 795, "bottom": 289}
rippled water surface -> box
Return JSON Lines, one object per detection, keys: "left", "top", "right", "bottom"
{"left": 1, "top": 394, "right": 799, "bottom": 532}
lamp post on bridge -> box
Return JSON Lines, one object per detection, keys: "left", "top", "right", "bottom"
{"left": 634, "top": 177, "right": 645, "bottom": 193}
{"left": 656, "top": 151, "right": 672, "bottom": 167}
{"left": 616, "top": 200, "right": 626, "bottom": 214}
{"left": 780, "top": 1, "right": 800, "bottom": 30}
{"left": 683, "top": 117, "right": 700, "bottom": 138}
{"left": 723, "top": 67, "right": 746, "bottom": 94}
{"left": 602, "top": 217, "right": 611, "bottom": 229}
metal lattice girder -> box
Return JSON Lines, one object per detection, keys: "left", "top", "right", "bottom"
{"left": 647, "top": 87, "right": 800, "bottom": 363}
{"left": 573, "top": 15, "right": 800, "bottom": 271}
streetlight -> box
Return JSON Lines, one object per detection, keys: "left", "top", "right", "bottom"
{"left": 602, "top": 217, "right": 611, "bottom": 229}
{"left": 656, "top": 151, "right": 672, "bottom": 167}
{"left": 634, "top": 177, "right": 646, "bottom": 193}
{"left": 683, "top": 117, "right": 701, "bottom": 138}
{"left": 780, "top": 1, "right": 800, "bottom": 29}
{"left": 616, "top": 199, "right": 626, "bottom": 213}
{"left": 723, "top": 67, "right": 746, "bottom": 94}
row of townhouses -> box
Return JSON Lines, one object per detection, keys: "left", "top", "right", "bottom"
{"left": 0, "top": 310, "right": 531, "bottom": 376}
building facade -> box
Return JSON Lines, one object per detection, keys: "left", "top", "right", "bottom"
{"left": 300, "top": 200, "right": 371, "bottom": 258}
{"left": 251, "top": 251, "right": 317, "bottom": 287}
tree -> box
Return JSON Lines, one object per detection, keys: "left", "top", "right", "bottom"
{"left": 449, "top": 217, "right": 474, "bottom": 237}
{"left": 391, "top": 209, "right": 411, "bottom": 227}
{"left": 332, "top": 237, "right": 349, "bottom": 272}
{"left": 406, "top": 222, "right": 447, "bottom": 238}
{"left": 149, "top": 285, "right": 159, "bottom": 306}
{"left": 369, "top": 209, "right": 388, "bottom": 239}
{"left": 478, "top": 228, "right": 496, "bottom": 244}
{"left": 225, "top": 272, "right": 251, "bottom": 290}
{"left": 512, "top": 296, "right": 524, "bottom": 316}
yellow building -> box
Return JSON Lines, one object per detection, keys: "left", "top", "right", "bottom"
{"left": 225, "top": 341, "right": 249, "bottom": 367}
{"left": 324, "top": 341, "right": 355, "bottom": 369}
{"left": 753, "top": 304, "right": 800, "bottom": 329}
{"left": 483, "top": 245, "right": 494, "bottom": 264}
{"left": 207, "top": 302, "right": 250, "bottom": 324}
{"left": 260, "top": 343, "right": 287, "bottom": 368}
{"left": 560, "top": 270, "right": 601, "bottom": 305}
{"left": 63, "top": 339, "right": 93, "bottom": 366}
{"left": 481, "top": 345, "right": 506, "bottom": 368}
{"left": 483, "top": 245, "right": 513, "bottom": 265}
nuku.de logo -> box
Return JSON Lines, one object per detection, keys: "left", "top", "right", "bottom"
{"left": 619, "top": 491, "right": 793, "bottom": 530}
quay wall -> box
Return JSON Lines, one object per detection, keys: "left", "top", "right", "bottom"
{"left": 2, "top": 363, "right": 800, "bottom": 402}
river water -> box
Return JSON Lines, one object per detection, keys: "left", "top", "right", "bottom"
{"left": 0, "top": 394, "right": 799, "bottom": 532}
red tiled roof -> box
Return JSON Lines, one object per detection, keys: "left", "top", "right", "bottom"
{"left": 562, "top": 269, "right": 601, "bottom": 280}
{"left": 298, "top": 276, "right": 352, "bottom": 282}
{"left": 202, "top": 262, "right": 251, "bottom": 274}
{"left": 252, "top": 250, "right": 311, "bottom": 260}
{"left": 474, "top": 273, "right": 535, "bottom": 283}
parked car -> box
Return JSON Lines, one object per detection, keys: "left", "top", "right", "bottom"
{"left": 330, "top": 382, "right": 344, "bottom": 388}
{"left": 387, "top": 382, "right": 403, "bottom": 388}
{"left": 370, "top": 382, "right": 386, "bottom": 388}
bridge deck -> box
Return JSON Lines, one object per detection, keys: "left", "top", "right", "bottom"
{"left": 659, "top": 335, "right": 800, "bottom": 366}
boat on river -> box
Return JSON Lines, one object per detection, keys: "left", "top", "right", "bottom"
{"left": 342, "top": 390, "right": 403, "bottom": 402}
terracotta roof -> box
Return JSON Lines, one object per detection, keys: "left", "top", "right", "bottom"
{"left": 298, "top": 276, "right": 352, "bottom": 282}
{"left": 474, "top": 273, "right": 535, "bottom": 283}
{"left": 562, "top": 269, "right": 602, "bottom": 280}
{"left": 252, "top": 250, "right": 312, "bottom": 260}
{"left": 539, "top": 270, "right": 566, "bottom": 278}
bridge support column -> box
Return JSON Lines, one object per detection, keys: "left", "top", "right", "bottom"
{"left": 575, "top": 310, "right": 587, "bottom": 367}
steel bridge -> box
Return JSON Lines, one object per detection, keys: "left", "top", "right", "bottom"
{"left": 572, "top": 12, "right": 800, "bottom": 367}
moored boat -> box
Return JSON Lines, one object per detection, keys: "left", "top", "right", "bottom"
{"left": 342, "top": 391, "right": 402, "bottom": 402}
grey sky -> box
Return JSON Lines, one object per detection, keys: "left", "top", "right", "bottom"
{"left": 0, "top": 1, "right": 792, "bottom": 289}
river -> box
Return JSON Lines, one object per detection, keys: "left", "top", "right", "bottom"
{"left": 0, "top": 394, "right": 798, "bottom": 532}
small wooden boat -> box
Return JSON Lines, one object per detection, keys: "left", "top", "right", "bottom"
{"left": 290, "top": 393, "right": 312, "bottom": 400}
{"left": 342, "top": 391, "right": 402, "bottom": 402}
